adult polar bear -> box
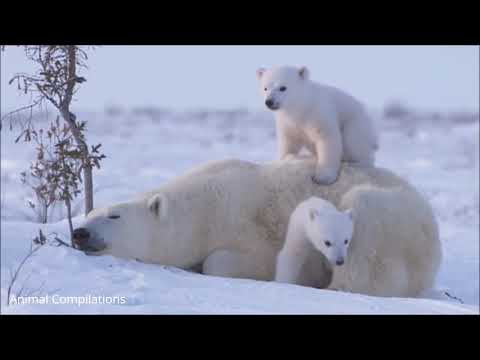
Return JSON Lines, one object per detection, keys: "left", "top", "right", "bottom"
{"left": 72, "top": 159, "right": 441, "bottom": 298}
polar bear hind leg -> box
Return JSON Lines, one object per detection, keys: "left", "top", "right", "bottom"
{"left": 371, "top": 258, "right": 410, "bottom": 297}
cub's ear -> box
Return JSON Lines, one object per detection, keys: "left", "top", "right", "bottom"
{"left": 256, "top": 67, "right": 267, "bottom": 80}
{"left": 298, "top": 66, "right": 309, "bottom": 80}
{"left": 148, "top": 193, "right": 168, "bottom": 219}
{"left": 309, "top": 208, "right": 319, "bottom": 221}
{"left": 344, "top": 208, "right": 355, "bottom": 221}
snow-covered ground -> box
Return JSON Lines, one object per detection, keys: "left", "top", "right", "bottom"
{"left": 1, "top": 107, "right": 479, "bottom": 314}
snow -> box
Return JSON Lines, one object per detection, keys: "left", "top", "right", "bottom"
{"left": 1, "top": 107, "right": 479, "bottom": 314}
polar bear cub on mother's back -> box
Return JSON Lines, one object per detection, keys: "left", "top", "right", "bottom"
{"left": 275, "top": 196, "right": 354, "bottom": 286}
{"left": 257, "top": 65, "right": 379, "bottom": 185}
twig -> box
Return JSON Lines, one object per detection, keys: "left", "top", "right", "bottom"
{"left": 53, "top": 235, "right": 72, "bottom": 248}
{"left": 0, "top": 99, "right": 43, "bottom": 122}
{"left": 6, "top": 242, "right": 43, "bottom": 306}
{"left": 23, "top": 280, "right": 46, "bottom": 298}
{"left": 444, "top": 291, "right": 464, "bottom": 304}
{"left": 17, "top": 270, "right": 35, "bottom": 298}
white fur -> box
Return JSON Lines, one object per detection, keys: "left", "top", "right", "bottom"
{"left": 75, "top": 158, "right": 441, "bottom": 297}
{"left": 275, "top": 197, "right": 353, "bottom": 286}
{"left": 257, "top": 65, "right": 379, "bottom": 184}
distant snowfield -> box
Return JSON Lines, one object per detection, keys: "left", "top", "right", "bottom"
{"left": 1, "top": 108, "right": 479, "bottom": 314}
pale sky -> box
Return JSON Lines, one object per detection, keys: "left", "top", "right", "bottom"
{"left": 1, "top": 45, "right": 478, "bottom": 113}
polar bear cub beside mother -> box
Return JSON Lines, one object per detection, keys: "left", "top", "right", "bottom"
{"left": 275, "top": 196, "right": 354, "bottom": 285}
{"left": 72, "top": 158, "right": 441, "bottom": 298}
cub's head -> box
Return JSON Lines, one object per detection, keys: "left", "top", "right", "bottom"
{"left": 256, "top": 65, "right": 310, "bottom": 111}
{"left": 71, "top": 193, "right": 170, "bottom": 258}
{"left": 305, "top": 205, "right": 354, "bottom": 267}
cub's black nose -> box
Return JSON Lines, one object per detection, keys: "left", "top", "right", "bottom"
{"left": 72, "top": 227, "right": 90, "bottom": 247}
{"left": 265, "top": 99, "right": 274, "bottom": 108}
{"left": 336, "top": 259, "right": 345, "bottom": 266}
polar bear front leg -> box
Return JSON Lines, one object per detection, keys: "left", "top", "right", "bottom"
{"left": 275, "top": 248, "right": 308, "bottom": 285}
{"left": 278, "top": 131, "right": 302, "bottom": 162}
{"left": 310, "top": 127, "right": 342, "bottom": 185}
{"left": 202, "top": 249, "right": 272, "bottom": 280}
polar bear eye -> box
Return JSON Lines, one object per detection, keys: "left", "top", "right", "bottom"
{"left": 325, "top": 241, "right": 332, "bottom": 247}
{"left": 108, "top": 215, "right": 120, "bottom": 219}
{"left": 279, "top": 86, "right": 287, "bottom": 92}
{"left": 344, "top": 239, "right": 349, "bottom": 245}
{"left": 264, "top": 87, "right": 268, "bottom": 91}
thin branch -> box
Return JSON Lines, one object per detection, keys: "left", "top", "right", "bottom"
{"left": 444, "top": 291, "right": 464, "bottom": 304}
{"left": 53, "top": 235, "right": 73, "bottom": 248}
{"left": 23, "top": 280, "right": 46, "bottom": 298}
{"left": 7, "top": 243, "right": 43, "bottom": 305}
{"left": 1, "top": 98, "right": 43, "bottom": 122}
{"left": 17, "top": 270, "right": 35, "bottom": 297}
{"left": 63, "top": 46, "right": 77, "bottom": 108}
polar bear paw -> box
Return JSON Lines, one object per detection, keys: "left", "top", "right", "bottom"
{"left": 311, "top": 169, "right": 339, "bottom": 185}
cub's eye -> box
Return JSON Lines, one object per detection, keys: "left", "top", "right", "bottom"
{"left": 279, "top": 86, "right": 287, "bottom": 92}
{"left": 344, "top": 239, "right": 349, "bottom": 245}
{"left": 264, "top": 87, "right": 268, "bottom": 91}
{"left": 325, "top": 241, "right": 332, "bottom": 247}
{"left": 108, "top": 215, "right": 120, "bottom": 219}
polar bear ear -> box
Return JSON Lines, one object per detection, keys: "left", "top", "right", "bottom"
{"left": 256, "top": 67, "right": 266, "bottom": 80}
{"left": 298, "top": 66, "right": 309, "bottom": 80}
{"left": 148, "top": 193, "right": 168, "bottom": 219}
{"left": 309, "top": 208, "right": 319, "bottom": 221}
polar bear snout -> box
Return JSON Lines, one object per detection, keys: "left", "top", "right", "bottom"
{"left": 335, "top": 258, "right": 345, "bottom": 266}
{"left": 72, "top": 227, "right": 90, "bottom": 247}
{"left": 265, "top": 98, "right": 279, "bottom": 110}
{"left": 72, "top": 227, "right": 105, "bottom": 252}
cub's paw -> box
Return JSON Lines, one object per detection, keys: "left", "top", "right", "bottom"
{"left": 311, "top": 170, "right": 338, "bottom": 185}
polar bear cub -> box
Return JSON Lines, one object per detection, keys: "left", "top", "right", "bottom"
{"left": 275, "top": 196, "right": 354, "bottom": 286}
{"left": 257, "top": 65, "right": 379, "bottom": 185}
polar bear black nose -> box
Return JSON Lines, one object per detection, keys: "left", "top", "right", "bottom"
{"left": 336, "top": 258, "right": 345, "bottom": 266}
{"left": 72, "top": 227, "right": 90, "bottom": 247}
{"left": 265, "top": 99, "right": 274, "bottom": 108}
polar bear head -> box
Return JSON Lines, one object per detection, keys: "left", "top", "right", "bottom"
{"left": 256, "top": 65, "right": 310, "bottom": 112}
{"left": 304, "top": 198, "right": 354, "bottom": 267}
{"left": 71, "top": 193, "right": 170, "bottom": 259}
